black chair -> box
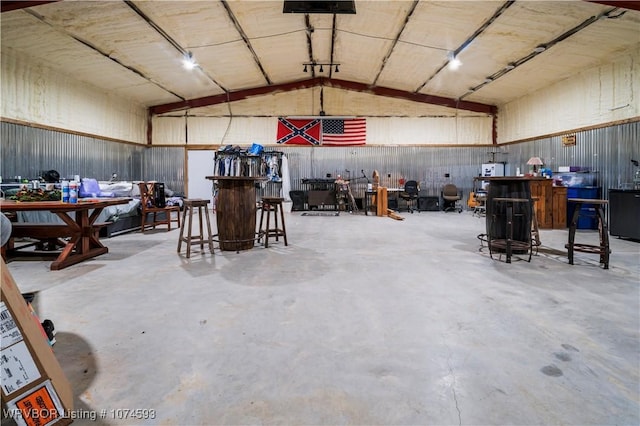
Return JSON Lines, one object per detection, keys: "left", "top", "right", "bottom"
{"left": 399, "top": 180, "right": 419, "bottom": 213}
{"left": 442, "top": 183, "right": 463, "bottom": 213}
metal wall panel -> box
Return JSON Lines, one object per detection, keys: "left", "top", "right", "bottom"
{"left": 0, "top": 122, "right": 186, "bottom": 194}
{"left": 504, "top": 122, "right": 639, "bottom": 199}
{"left": 141, "top": 146, "right": 185, "bottom": 195}
{"left": 276, "top": 145, "right": 508, "bottom": 202}
{"left": 2, "top": 121, "right": 637, "bottom": 206}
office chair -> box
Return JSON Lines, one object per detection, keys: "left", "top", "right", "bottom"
{"left": 399, "top": 180, "right": 419, "bottom": 213}
{"left": 442, "top": 183, "right": 463, "bottom": 213}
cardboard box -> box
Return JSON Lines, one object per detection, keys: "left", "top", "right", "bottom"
{"left": 1, "top": 259, "right": 73, "bottom": 426}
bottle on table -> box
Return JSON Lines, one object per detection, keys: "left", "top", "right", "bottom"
{"left": 69, "top": 180, "right": 78, "bottom": 204}
{"left": 61, "top": 180, "right": 70, "bottom": 202}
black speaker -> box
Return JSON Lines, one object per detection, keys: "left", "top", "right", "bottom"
{"left": 289, "top": 190, "right": 306, "bottom": 211}
{"left": 418, "top": 196, "right": 439, "bottom": 211}
{"left": 154, "top": 182, "right": 166, "bottom": 207}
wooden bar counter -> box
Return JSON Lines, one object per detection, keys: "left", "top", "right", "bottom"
{"left": 206, "top": 176, "right": 265, "bottom": 251}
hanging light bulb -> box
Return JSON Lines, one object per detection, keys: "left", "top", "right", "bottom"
{"left": 334, "top": 64, "right": 339, "bottom": 73}
{"left": 303, "top": 64, "right": 308, "bottom": 72}
{"left": 319, "top": 65, "right": 324, "bottom": 73}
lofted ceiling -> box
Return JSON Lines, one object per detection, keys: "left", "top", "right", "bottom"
{"left": 1, "top": 0, "right": 639, "bottom": 117}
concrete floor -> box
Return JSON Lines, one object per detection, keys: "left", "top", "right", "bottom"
{"left": 3, "top": 209, "right": 639, "bottom": 425}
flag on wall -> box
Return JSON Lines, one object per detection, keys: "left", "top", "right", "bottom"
{"left": 276, "top": 118, "right": 321, "bottom": 145}
{"left": 322, "top": 118, "right": 366, "bottom": 146}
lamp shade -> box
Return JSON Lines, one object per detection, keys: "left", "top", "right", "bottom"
{"left": 527, "top": 157, "right": 543, "bottom": 166}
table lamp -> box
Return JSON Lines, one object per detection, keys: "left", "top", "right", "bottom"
{"left": 527, "top": 157, "right": 543, "bottom": 175}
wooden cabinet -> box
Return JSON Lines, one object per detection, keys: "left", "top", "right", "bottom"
{"left": 552, "top": 186, "right": 568, "bottom": 229}
{"left": 530, "top": 179, "right": 553, "bottom": 229}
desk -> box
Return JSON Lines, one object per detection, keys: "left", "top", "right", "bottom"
{"left": 206, "top": 176, "right": 265, "bottom": 251}
{"left": 1, "top": 197, "right": 131, "bottom": 270}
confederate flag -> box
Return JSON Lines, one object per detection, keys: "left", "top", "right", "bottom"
{"left": 276, "top": 118, "right": 321, "bottom": 145}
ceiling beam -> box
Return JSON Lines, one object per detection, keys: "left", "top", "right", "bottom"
{"left": 1, "top": 1, "right": 57, "bottom": 13}
{"left": 325, "top": 78, "right": 496, "bottom": 115}
{"left": 149, "top": 77, "right": 496, "bottom": 115}
{"left": 586, "top": 1, "right": 640, "bottom": 11}
{"left": 221, "top": 0, "right": 272, "bottom": 85}
{"left": 372, "top": 0, "right": 419, "bottom": 87}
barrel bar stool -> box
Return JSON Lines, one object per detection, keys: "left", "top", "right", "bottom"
{"left": 565, "top": 198, "right": 610, "bottom": 269}
{"left": 177, "top": 199, "right": 214, "bottom": 258}
{"left": 258, "top": 197, "right": 288, "bottom": 248}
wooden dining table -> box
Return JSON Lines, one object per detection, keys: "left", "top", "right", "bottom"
{"left": 1, "top": 197, "right": 131, "bottom": 270}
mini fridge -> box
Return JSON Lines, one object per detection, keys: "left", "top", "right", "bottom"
{"left": 480, "top": 163, "right": 505, "bottom": 190}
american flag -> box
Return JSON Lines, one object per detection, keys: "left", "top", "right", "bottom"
{"left": 276, "top": 118, "right": 321, "bottom": 145}
{"left": 322, "top": 118, "right": 366, "bottom": 146}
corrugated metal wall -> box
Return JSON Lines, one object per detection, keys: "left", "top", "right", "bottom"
{"left": 276, "top": 121, "right": 639, "bottom": 202}
{"left": 275, "top": 145, "right": 501, "bottom": 201}
{"left": 505, "top": 122, "right": 640, "bottom": 198}
{"left": 1, "top": 122, "right": 184, "bottom": 194}
{"left": 2, "top": 121, "right": 637, "bottom": 204}
{"left": 141, "top": 147, "right": 185, "bottom": 195}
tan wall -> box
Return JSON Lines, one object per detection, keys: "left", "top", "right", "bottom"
{"left": 151, "top": 114, "right": 494, "bottom": 146}
{"left": 497, "top": 45, "right": 640, "bottom": 143}
{"left": 1, "top": 50, "right": 148, "bottom": 144}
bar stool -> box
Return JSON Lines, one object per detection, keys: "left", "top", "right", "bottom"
{"left": 489, "top": 197, "right": 533, "bottom": 263}
{"left": 177, "top": 199, "right": 214, "bottom": 258}
{"left": 258, "top": 197, "right": 288, "bottom": 248}
{"left": 565, "top": 198, "right": 610, "bottom": 269}
{"left": 530, "top": 196, "right": 541, "bottom": 252}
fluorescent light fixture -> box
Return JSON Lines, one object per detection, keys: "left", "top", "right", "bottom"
{"left": 533, "top": 45, "right": 546, "bottom": 53}
{"left": 504, "top": 63, "right": 516, "bottom": 70}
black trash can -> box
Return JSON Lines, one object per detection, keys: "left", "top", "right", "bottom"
{"left": 289, "top": 190, "right": 306, "bottom": 211}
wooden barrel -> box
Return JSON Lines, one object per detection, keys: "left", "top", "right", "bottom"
{"left": 215, "top": 178, "right": 258, "bottom": 251}
{"left": 485, "top": 179, "right": 532, "bottom": 252}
